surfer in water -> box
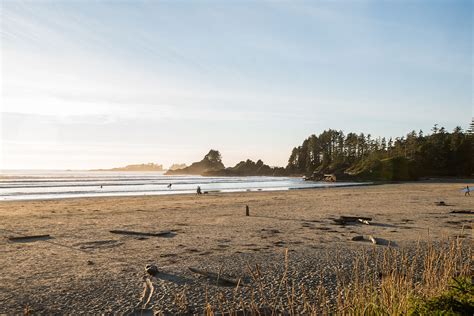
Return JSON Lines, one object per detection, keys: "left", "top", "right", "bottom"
{"left": 167, "top": 183, "right": 172, "bottom": 189}
{"left": 466, "top": 185, "right": 471, "bottom": 196}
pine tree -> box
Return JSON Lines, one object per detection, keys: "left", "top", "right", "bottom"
{"left": 468, "top": 118, "right": 474, "bottom": 134}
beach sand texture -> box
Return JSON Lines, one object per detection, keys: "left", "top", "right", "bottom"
{"left": 0, "top": 183, "right": 472, "bottom": 314}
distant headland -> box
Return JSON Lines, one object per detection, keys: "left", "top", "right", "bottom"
{"left": 93, "top": 163, "right": 164, "bottom": 172}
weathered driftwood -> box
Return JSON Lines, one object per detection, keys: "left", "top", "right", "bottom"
{"left": 8, "top": 234, "right": 50, "bottom": 241}
{"left": 333, "top": 216, "right": 373, "bottom": 225}
{"left": 188, "top": 267, "right": 240, "bottom": 286}
{"left": 332, "top": 218, "right": 346, "bottom": 225}
{"left": 110, "top": 230, "right": 172, "bottom": 237}
{"left": 145, "top": 264, "right": 159, "bottom": 276}
{"left": 136, "top": 277, "right": 155, "bottom": 311}
{"left": 450, "top": 210, "right": 473, "bottom": 214}
{"left": 352, "top": 235, "right": 394, "bottom": 246}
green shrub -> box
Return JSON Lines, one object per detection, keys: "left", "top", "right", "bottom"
{"left": 409, "top": 277, "right": 474, "bottom": 315}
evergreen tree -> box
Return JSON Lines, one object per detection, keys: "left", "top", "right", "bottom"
{"left": 286, "top": 124, "right": 474, "bottom": 179}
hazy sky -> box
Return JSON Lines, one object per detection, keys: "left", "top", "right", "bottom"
{"left": 1, "top": 0, "right": 472, "bottom": 170}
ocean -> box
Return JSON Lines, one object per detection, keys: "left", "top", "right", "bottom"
{"left": 0, "top": 170, "right": 368, "bottom": 201}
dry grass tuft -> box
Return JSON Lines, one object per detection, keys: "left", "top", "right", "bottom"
{"left": 198, "top": 238, "right": 471, "bottom": 315}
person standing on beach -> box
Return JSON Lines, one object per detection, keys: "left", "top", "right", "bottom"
{"left": 196, "top": 186, "right": 202, "bottom": 195}
{"left": 466, "top": 185, "right": 471, "bottom": 196}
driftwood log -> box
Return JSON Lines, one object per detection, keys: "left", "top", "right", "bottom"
{"left": 8, "top": 234, "right": 51, "bottom": 241}
{"left": 368, "top": 235, "right": 378, "bottom": 245}
{"left": 333, "top": 216, "right": 373, "bottom": 225}
{"left": 450, "top": 210, "right": 473, "bottom": 214}
{"left": 145, "top": 264, "right": 159, "bottom": 276}
{"left": 110, "top": 230, "right": 172, "bottom": 237}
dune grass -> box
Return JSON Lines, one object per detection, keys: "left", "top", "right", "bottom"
{"left": 200, "top": 237, "right": 472, "bottom": 315}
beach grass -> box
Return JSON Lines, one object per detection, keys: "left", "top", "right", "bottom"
{"left": 195, "top": 238, "right": 472, "bottom": 315}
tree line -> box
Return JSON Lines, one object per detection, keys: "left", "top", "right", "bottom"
{"left": 286, "top": 123, "right": 474, "bottom": 180}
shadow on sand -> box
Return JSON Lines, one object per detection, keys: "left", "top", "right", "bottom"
{"left": 155, "top": 271, "right": 193, "bottom": 285}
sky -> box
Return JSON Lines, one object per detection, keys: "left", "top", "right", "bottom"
{"left": 1, "top": 0, "right": 472, "bottom": 170}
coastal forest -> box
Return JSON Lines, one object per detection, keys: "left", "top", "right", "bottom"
{"left": 168, "top": 122, "right": 474, "bottom": 181}
{"left": 287, "top": 124, "right": 473, "bottom": 181}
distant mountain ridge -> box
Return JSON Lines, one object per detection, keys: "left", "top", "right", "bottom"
{"left": 93, "top": 163, "right": 164, "bottom": 171}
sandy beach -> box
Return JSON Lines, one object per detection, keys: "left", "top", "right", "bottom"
{"left": 0, "top": 182, "right": 472, "bottom": 314}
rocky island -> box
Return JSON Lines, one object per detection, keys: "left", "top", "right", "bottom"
{"left": 165, "top": 150, "right": 287, "bottom": 176}
{"left": 165, "top": 150, "right": 225, "bottom": 175}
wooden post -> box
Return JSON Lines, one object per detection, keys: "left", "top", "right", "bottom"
{"left": 246, "top": 205, "right": 250, "bottom": 216}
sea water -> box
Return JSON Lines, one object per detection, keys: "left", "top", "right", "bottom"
{"left": 0, "top": 170, "right": 368, "bottom": 201}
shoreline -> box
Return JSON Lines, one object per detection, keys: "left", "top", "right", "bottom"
{"left": 2, "top": 178, "right": 472, "bottom": 202}
{"left": 0, "top": 180, "right": 375, "bottom": 203}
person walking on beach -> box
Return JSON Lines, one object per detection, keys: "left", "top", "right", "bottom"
{"left": 466, "top": 185, "right": 471, "bottom": 196}
{"left": 196, "top": 186, "right": 202, "bottom": 195}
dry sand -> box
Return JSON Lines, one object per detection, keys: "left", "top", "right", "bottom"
{"left": 0, "top": 182, "right": 472, "bottom": 314}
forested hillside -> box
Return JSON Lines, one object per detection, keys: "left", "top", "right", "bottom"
{"left": 286, "top": 123, "right": 474, "bottom": 181}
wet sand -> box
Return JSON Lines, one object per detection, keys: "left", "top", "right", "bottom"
{"left": 0, "top": 182, "right": 472, "bottom": 314}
